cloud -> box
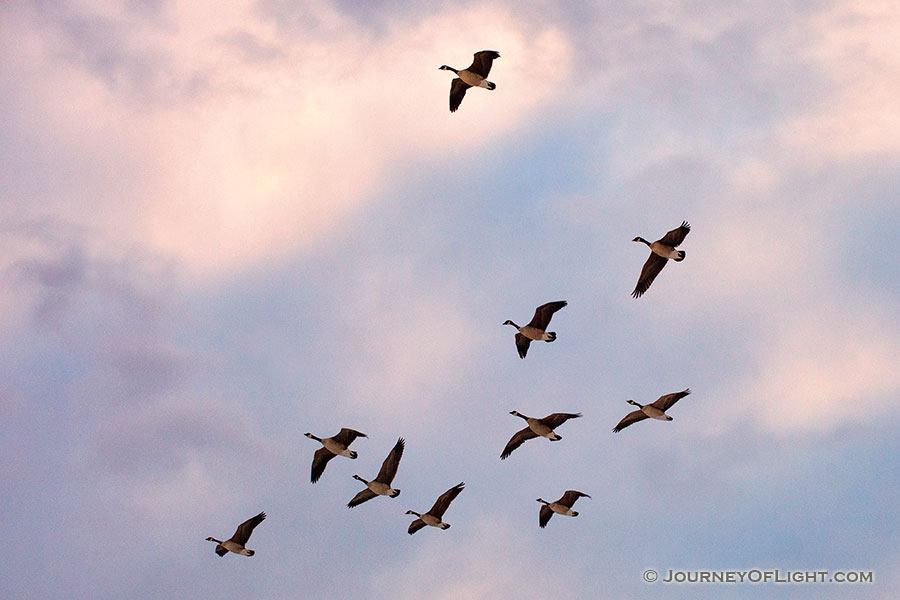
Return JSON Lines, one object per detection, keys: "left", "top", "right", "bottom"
{"left": 739, "top": 306, "right": 900, "bottom": 434}
{"left": 558, "top": 0, "right": 900, "bottom": 440}
{"left": 776, "top": 1, "right": 900, "bottom": 160}
{"left": 10, "top": 243, "right": 88, "bottom": 326}
{"left": 91, "top": 393, "right": 258, "bottom": 475}
{"left": 1, "top": 218, "right": 180, "bottom": 334}
{"left": 636, "top": 190, "right": 900, "bottom": 437}
{"left": 370, "top": 516, "right": 579, "bottom": 599}
{"left": 2, "top": 1, "right": 572, "bottom": 275}
{"left": 0, "top": 218, "right": 235, "bottom": 516}
{"left": 333, "top": 259, "right": 484, "bottom": 433}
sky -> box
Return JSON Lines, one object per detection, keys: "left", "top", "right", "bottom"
{"left": 1, "top": 0, "right": 899, "bottom": 598}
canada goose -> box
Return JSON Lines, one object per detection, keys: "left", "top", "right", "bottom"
{"left": 439, "top": 50, "right": 500, "bottom": 112}
{"left": 537, "top": 491, "right": 590, "bottom": 528}
{"left": 501, "top": 411, "right": 582, "bottom": 459}
{"left": 305, "top": 428, "right": 367, "bottom": 483}
{"left": 406, "top": 482, "right": 465, "bottom": 535}
{"left": 503, "top": 300, "right": 567, "bottom": 358}
{"left": 631, "top": 221, "right": 691, "bottom": 298}
{"left": 205, "top": 512, "right": 266, "bottom": 557}
{"left": 612, "top": 389, "right": 691, "bottom": 432}
{"left": 348, "top": 437, "right": 405, "bottom": 508}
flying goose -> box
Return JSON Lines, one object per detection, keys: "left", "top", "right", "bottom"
{"left": 439, "top": 50, "right": 500, "bottom": 112}
{"left": 305, "top": 428, "right": 367, "bottom": 483}
{"left": 348, "top": 437, "right": 405, "bottom": 508}
{"left": 206, "top": 512, "right": 266, "bottom": 557}
{"left": 612, "top": 389, "right": 691, "bottom": 432}
{"left": 501, "top": 411, "right": 582, "bottom": 459}
{"left": 631, "top": 221, "right": 691, "bottom": 298}
{"left": 406, "top": 482, "right": 465, "bottom": 535}
{"left": 503, "top": 300, "right": 567, "bottom": 358}
{"left": 537, "top": 491, "right": 590, "bottom": 528}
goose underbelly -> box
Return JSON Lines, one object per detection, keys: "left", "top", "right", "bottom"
{"left": 458, "top": 70, "right": 486, "bottom": 87}
{"left": 323, "top": 440, "right": 348, "bottom": 455}
{"left": 551, "top": 504, "right": 576, "bottom": 516}
{"left": 222, "top": 540, "right": 250, "bottom": 555}
{"left": 518, "top": 326, "right": 550, "bottom": 341}
{"left": 642, "top": 406, "right": 668, "bottom": 420}
{"left": 368, "top": 481, "right": 396, "bottom": 496}
{"left": 421, "top": 514, "right": 443, "bottom": 528}
{"left": 650, "top": 243, "right": 682, "bottom": 260}
{"left": 528, "top": 421, "right": 556, "bottom": 438}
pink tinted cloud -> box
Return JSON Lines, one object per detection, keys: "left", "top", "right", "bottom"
{"left": 776, "top": 1, "right": 900, "bottom": 159}
{"left": 4, "top": 1, "right": 572, "bottom": 275}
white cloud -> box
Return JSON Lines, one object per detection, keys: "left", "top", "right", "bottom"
{"left": 742, "top": 306, "right": 900, "bottom": 434}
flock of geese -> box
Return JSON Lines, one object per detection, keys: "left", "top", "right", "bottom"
{"left": 206, "top": 51, "right": 695, "bottom": 558}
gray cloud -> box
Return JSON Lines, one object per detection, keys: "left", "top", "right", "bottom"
{"left": 216, "top": 29, "right": 285, "bottom": 64}
{"left": 92, "top": 394, "right": 257, "bottom": 476}
{"left": 4, "top": 219, "right": 179, "bottom": 333}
